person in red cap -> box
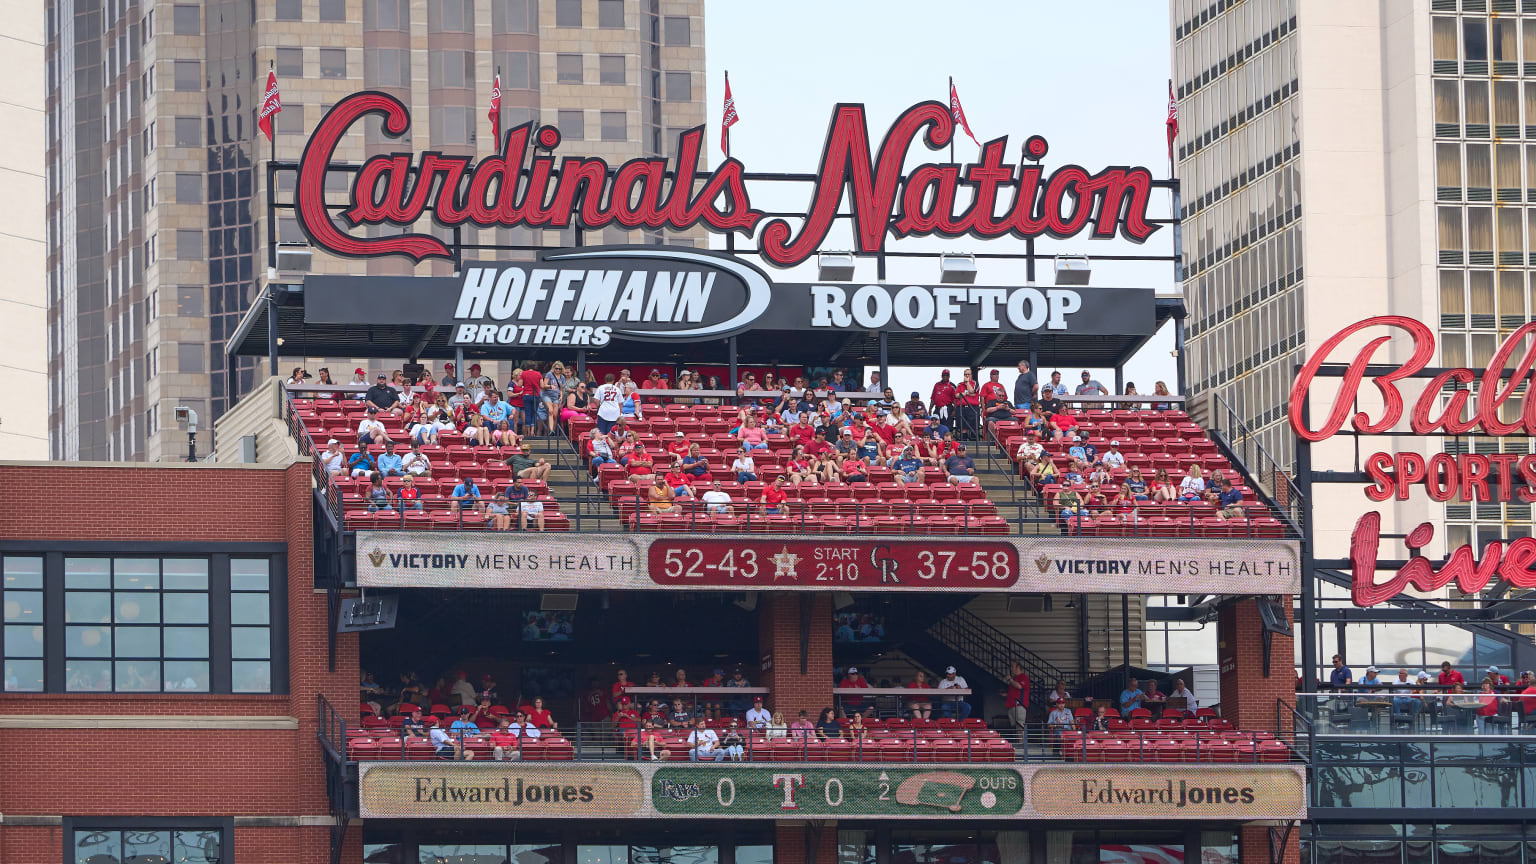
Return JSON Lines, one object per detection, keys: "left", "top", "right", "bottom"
{"left": 440, "top": 362, "right": 459, "bottom": 389}
{"left": 930, "top": 370, "right": 957, "bottom": 430}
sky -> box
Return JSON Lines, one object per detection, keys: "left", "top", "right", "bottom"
{"left": 700, "top": 0, "right": 1179, "bottom": 399}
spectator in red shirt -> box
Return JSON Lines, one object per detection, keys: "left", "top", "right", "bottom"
{"left": 789, "top": 417, "right": 817, "bottom": 447}
{"left": 579, "top": 678, "right": 609, "bottom": 725}
{"left": 761, "top": 475, "right": 789, "bottom": 515}
{"left": 613, "top": 696, "right": 640, "bottom": 740}
{"left": 672, "top": 668, "right": 693, "bottom": 688}
{"left": 626, "top": 444, "right": 656, "bottom": 487}
{"left": 612, "top": 669, "right": 633, "bottom": 703}
{"left": 636, "top": 718, "right": 670, "bottom": 761}
{"left": 906, "top": 670, "right": 933, "bottom": 719}
{"left": 664, "top": 459, "right": 695, "bottom": 499}
{"left": 930, "top": 370, "right": 957, "bottom": 429}
{"left": 1487, "top": 666, "right": 1513, "bottom": 687}
{"left": 526, "top": 696, "right": 556, "bottom": 730}
{"left": 516, "top": 362, "right": 543, "bottom": 436}
{"left": 838, "top": 666, "right": 872, "bottom": 718}
{"left": 1005, "top": 662, "right": 1032, "bottom": 730}
{"left": 666, "top": 431, "right": 691, "bottom": 460}
{"left": 1438, "top": 662, "right": 1465, "bottom": 687}
{"left": 488, "top": 717, "right": 522, "bottom": 761}
{"left": 955, "top": 369, "right": 982, "bottom": 439}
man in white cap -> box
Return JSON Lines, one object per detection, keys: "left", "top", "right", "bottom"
{"left": 838, "top": 666, "right": 871, "bottom": 718}
{"left": 1101, "top": 440, "right": 1126, "bottom": 469}
{"left": 1489, "top": 666, "right": 1512, "bottom": 687}
{"left": 938, "top": 666, "right": 972, "bottom": 720}
{"left": 319, "top": 439, "right": 346, "bottom": 476}
{"left": 1360, "top": 666, "right": 1384, "bottom": 690}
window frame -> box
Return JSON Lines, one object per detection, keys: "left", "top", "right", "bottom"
{"left": 2, "top": 543, "right": 287, "bottom": 695}
{"left": 65, "top": 819, "right": 234, "bottom": 864}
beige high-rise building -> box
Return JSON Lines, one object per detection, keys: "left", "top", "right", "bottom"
{"left": 46, "top": 0, "right": 706, "bottom": 462}
{"left": 0, "top": 0, "right": 46, "bottom": 459}
{"left": 1168, "top": 0, "right": 1528, "bottom": 559}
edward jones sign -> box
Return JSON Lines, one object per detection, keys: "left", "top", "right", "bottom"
{"left": 356, "top": 763, "right": 1305, "bottom": 821}
{"left": 354, "top": 531, "right": 1301, "bottom": 594}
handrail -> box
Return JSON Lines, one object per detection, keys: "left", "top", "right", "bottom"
{"left": 317, "top": 693, "right": 347, "bottom": 763}
{"left": 283, "top": 384, "right": 343, "bottom": 529}
{"left": 927, "top": 608, "right": 1068, "bottom": 710}
{"left": 1207, "top": 391, "right": 1305, "bottom": 531}
{"left": 339, "top": 720, "right": 1296, "bottom": 764}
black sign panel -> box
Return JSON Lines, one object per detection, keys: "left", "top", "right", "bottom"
{"left": 303, "top": 247, "right": 1156, "bottom": 347}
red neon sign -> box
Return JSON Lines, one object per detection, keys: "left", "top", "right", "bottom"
{"left": 1294, "top": 316, "right": 1536, "bottom": 606}
{"left": 1288, "top": 316, "right": 1536, "bottom": 442}
{"left": 294, "top": 91, "right": 1161, "bottom": 267}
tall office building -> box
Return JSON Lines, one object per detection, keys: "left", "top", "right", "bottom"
{"left": 1169, "top": 0, "right": 1525, "bottom": 556}
{"left": 0, "top": 1, "right": 46, "bottom": 460}
{"left": 45, "top": 0, "right": 706, "bottom": 462}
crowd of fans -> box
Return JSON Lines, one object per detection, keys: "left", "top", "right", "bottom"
{"left": 1322, "top": 657, "right": 1536, "bottom": 733}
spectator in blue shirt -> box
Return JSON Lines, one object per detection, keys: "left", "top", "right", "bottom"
{"left": 891, "top": 448, "right": 923, "bottom": 484}
{"left": 1329, "top": 655, "right": 1353, "bottom": 687}
{"left": 944, "top": 446, "right": 978, "bottom": 486}
{"left": 346, "top": 448, "right": 378, "bottom": 479}
{"left": 1119, "top": 678, "right": 1145, "bottom": 713}
{"left": 376, "top": 442, "right": 404, "bottom": 476}
{"left": 1214, "top": 477, "right": 1246, "bottom": 520}
{"left": 480, "top": 392, "right": 512, "bottom": 426}
{"left": 451, "top": 478, "right": 483, "bottom": 514}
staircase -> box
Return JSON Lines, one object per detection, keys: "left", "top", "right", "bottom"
{"left": 911, "top": 607, "right": 1069, "bottom": 713}
{"left": 528, "top": 433, "right": 625, "bottom": 531}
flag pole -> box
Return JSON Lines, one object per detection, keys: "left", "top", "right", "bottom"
{"left": 1166, "top": 78, "right": 1175, "bottom": 178}
{"left": 948, "top": 75, "right": 954, "bottom": 164}
{"left": 269, "top": 59, "right": 276, "bottom": 167}
{"left": 724, "top": 70, "right": 731, "bottom": 158}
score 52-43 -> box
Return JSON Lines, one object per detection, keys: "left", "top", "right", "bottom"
{"left": 647, "top": 540, "right": 1020, "bottom": 588}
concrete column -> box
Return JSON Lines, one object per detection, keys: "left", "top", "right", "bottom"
{"left": 773, "top": 821, "right": 840, "bottom": 864}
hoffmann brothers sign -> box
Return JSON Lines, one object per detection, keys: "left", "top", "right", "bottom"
{"left": 1290, "top": 316, "right": 1536, "bottom": 605}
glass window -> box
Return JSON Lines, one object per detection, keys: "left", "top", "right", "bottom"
{"left": 1315, "top": 766, "right": 1403, "bottom": 808}
{"left": 275, "top": 47, "right": 303, "bottom": 77}
{"left": 48, "top": 557, "right": 267, "bottom": 693}
{"left": 598, "top": 0, "right": 623, "bottom": 28}
{"left": 601, "top": 111, "right": 626, "bottom": 141}
{"left": 173, "top": 60, "right": 201, "bottom": 90}
{"left": 556, "top": 0, "right": 581, "bottom": 27}
{"left": 599, "top": 54, "right": 625, "bottom": 85}
{"left": 665, "top": 71, "right": 691, "bottom": 102}
{"left": 175, "top": 173, "right": 202, "bottom": 203}
{"left": 558, "top": 109, "right": 585, "bottom": 141}
{"left": 320, "top": 48, "right": 347, "bottom": 79}
{"left": 1467, "top": 81, "right": 1491, "bottom": 126}
{"left": 365, "top": 0, "right": 408, "bottom": 30}
{"left": 174, "top": 117, "right": 201, "bottom": 147}
{"left": 2, "top": 555, "right": 44, "bottom": 690}
{"left": 1433, "top": 17, "right": 1458, "bottom": 61}
{"left": 1494, "top": 20, "right": 1517, "bottom": 63}
{"left": 664, "top": 16, "right": 691, "bottom": 46}
{"left": 503, "top": 52, "right": 535, "bottom": 89}
{"left": 494, "top": 0, "right": 534, "bottom": 33}
{"left": 275, "top": 0, "right": 302, "bottom": 20}
{"left": 1435, "top": 80, "right": 1460, "bottom": 126}
{"left": 319, "top": 0, "right": 346, "bottom": 22}
{"left": 557, "top": 54, "right": 583, "bottom": 85}
{"left": 73, "top": 828, "right": 223, "bottom": 864}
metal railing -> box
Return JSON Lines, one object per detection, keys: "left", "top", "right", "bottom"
{"left": 339, "top": 492, "right": 1298, "bottom": 539}
{"left": 283, "top": 384, "right": 343, "bottom": 527}
{"left": 1206, "top": 392, "right": 1305, "bottom": 530}
{"left": 926, "top": 608, "right": 1068, "bottom": 712}
{"left": 1298, "top": 692, "right": 1536, "bottom": 737}
{"left": 341, "top": 721, "right": 1298, "bottom": 764}
{"left": 318, "top": 693, "right": 348, "bottom": 762}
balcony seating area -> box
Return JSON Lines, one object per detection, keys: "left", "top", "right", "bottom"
{"left": 345, "top": 707, "right": 1291, "bottom": 764}
{"left": 997, "top": 408, "right": 1287, "bottom": 538}
{"left": 291, "top": 397, "right": 573, "bottom": 531}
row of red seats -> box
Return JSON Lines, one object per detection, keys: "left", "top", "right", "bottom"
{"left": 344, "top": 509, "right": 574, "bottom": 531}
{"left": 349, "top": 735, "right": 577, "bottom": 761}
{"left": 627, "top": 512, "right": 1012, "bottom": 535}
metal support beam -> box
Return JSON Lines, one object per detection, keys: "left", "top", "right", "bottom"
{"left": 878, "top": 331, "right": 889, "bottom": 395}
{"left": 406, "top": 325, "right": 439, "bottom": 362}
{"left": 1172, "top": 309, "right": 1187, "bottom": 396}
{"left": 266, "top": 290, "right": 280, "bottom": 378}
{"left": 1298, "top": 398, "right": 1317, "bottom": 686}
{"left": 969, "top": 332, "right": 1008, "bottom": 368}
{"left": 728, "top": 337, "right": 738, "bottom": 391}
{"left": 827, "top": 331, "right": 864, "bottom": 363}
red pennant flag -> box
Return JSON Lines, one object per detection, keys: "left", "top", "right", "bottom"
{"left": 949, "top": 82, "right": 981, "bottom": 148}
{"left": 488, "top": 73, "right": 503, "bottom": 146}
{"left": 1166, "top": 81, "right": 1179, "bottom": 159}
{"left": 257, "top": 70, "right": 282, "bottom": 143}
{"left": 720, "top": 77, "right": 740, "bottom": 156}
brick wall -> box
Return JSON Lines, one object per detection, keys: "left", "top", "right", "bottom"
{"left": 0, "top": 462, "right": 362, "bottom": 864}
{"left": 757, "top": 594, "right": 835, "bottom": 720}
{"left": 773, "top": 821, "right": 840, "bottom": 864}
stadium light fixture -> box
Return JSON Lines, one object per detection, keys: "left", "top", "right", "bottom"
{"left": 173, "top": 406, "right": 199, "bottom": 463}
{"left": 817, "top": 252, "right": 856, "bottom": 282}
{"left": 939, "top": 254, "right": 977, "bottom": 284}
{"left": 1053, "top": 254, "right": 1092, "bottom": 286}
